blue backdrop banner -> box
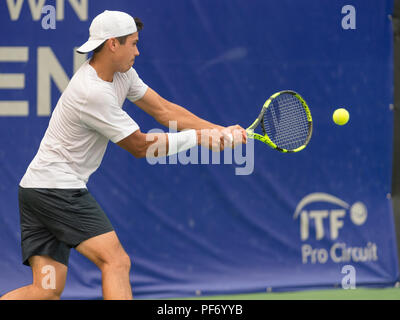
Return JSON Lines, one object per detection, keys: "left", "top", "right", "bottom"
{"left": 0, "top": 0, "right": 398, "bottom": 299}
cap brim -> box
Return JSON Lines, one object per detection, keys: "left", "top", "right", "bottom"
{"left": 76, "top": 39, "right": 105, "bottom": 54}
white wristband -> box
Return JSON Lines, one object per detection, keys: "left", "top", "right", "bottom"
{"left": 167, "top": 129, "right": 197, "bottom": 156}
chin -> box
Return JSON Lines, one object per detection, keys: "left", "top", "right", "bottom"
{"left": 121, "top": 65, "right": 131, "bottom": 73}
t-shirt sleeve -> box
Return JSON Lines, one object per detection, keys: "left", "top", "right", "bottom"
{"left": 80, "top": 86, "right": 140, "bottom": 143}
{"left": 126, "top": 68, "right": 148, "bottom": 102}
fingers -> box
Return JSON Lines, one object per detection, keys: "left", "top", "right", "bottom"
{"left": 199, "top": 125, "right": 247, "bottom": 152}
{"left": 241, "top": 128, "right": 247, "bottom": 144}
{"left": 221, "top": 130, "right": 234, "bottom": 149}
{"left": 225, "top": 125, "right": 247, "bottom": 146}
{"left": 206, "top": 129, "right": 225, "bottom": 152}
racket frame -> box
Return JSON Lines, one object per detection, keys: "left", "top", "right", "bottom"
{"left": 246, "top": 90, "right": 312, "bottom": 153}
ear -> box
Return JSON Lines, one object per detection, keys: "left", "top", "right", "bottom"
{"left": 107, "top": 38, "right": 119, "bottom": 53}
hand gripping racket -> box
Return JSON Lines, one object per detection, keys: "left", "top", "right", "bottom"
{"left": 246, "top": 90, "right": 312, "bottom": 153}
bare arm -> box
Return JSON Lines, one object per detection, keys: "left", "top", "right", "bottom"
{"left": 129, "top": 87, "right": 247, "bottom": 152}
{"left": 116, "top": 130, "right": 168, "bottom": 158}
{"left": 116, "top": 128, "right": 225, "bottom": 159}
{"left": 133, "top": 87, "right": 224, "bottom": 131}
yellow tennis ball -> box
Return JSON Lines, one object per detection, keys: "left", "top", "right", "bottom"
{"left": 333, "top": 108, "right": 350, "bottom": 125}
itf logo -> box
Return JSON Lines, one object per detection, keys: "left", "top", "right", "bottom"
{"left": 293, "top": 193, "right": 377, "bottom": 264}
{"left": 293, "top": 193, "right": 367, "bottom": 241}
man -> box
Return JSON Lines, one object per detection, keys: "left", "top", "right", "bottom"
{"left": 0, "top": 10, "right": 246, "bottom": 300}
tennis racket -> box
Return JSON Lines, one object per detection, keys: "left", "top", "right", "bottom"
{"left": 246, "top": 90, "right": 312, "bottom": 153}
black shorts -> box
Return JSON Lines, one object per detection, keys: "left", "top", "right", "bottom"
{"left": 18, "top": 186, "right": 114, "bottom": 267}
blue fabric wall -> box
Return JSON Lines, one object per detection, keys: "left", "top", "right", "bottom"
{"left": 0, "top": 0, "right": 398, "bottom": 299}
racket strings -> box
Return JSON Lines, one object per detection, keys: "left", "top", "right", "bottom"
{"left": 262, "top": 93, "right": 309, "bottom": 150}
{"left": 266, "top": 103, "right": 308, "bottom": 149}
{"left": 266, "top": 99, "right": 309, "bottom": 149}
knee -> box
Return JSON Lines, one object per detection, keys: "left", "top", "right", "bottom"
{"left": 45, "top": 290, "right": 62, "bottom": 300}
{"left": 101, "top": 252, "right": 131, "bottom": 273}
{"left": 32, "top": 284, "right": 63, "bottom": 300}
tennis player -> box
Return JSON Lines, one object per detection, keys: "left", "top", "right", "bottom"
{"left": 0, "top": 10, "right": 247, "bottom": 300}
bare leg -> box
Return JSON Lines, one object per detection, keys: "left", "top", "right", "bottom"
{"left": 76, "top": 231, "right": 133, "bottom": 300}
{"left": 0, "top": 255, "right": 67, "bottom": 300}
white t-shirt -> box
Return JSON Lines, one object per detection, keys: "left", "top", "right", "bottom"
{"left": 20, "top": 60, "right": 148, "bottom": 189}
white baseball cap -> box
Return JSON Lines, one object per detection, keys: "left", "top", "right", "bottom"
{"left": 77, "top": 10, "right": 137, "bottom": 54}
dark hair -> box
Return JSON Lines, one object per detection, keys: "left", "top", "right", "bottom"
{"left": 93, "top": 17, "right": 143, "bottom": 54}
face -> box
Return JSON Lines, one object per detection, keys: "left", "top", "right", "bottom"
{"left": 113, "top": 32, "right": 140, "bottom": 72}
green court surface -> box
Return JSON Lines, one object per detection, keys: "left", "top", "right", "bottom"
{"left": 178, "top": 287, "right": 400, "bottom": 300}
